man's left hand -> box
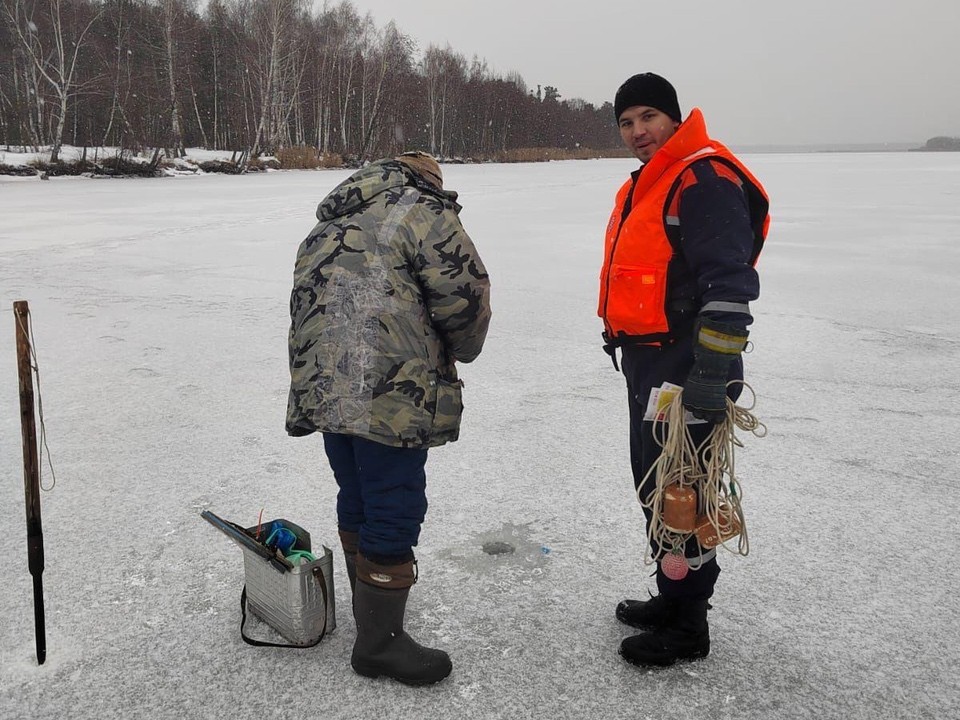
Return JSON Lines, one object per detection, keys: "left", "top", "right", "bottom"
{"left": 682, "top": 318, "right": 749, "bottom": 424}
{"left": 682, "top": 369, "right": 729, "bottom": 424}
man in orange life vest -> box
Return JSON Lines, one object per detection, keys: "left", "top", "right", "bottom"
{"left": 598, "top": 73, "right": 770, "bottom": 666}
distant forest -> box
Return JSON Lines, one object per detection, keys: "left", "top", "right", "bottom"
{"left": 915, "top": 136, "right": 960, "bottom": 152}
{"left": 0, "top": 0, "right": 623, "bottom": 164}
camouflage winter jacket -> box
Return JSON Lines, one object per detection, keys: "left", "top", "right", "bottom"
{"left": 286, "top": 159, "right": 492, "bottom": 448}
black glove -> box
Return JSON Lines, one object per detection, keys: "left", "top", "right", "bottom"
{"left": 682, "top": 317, "right": 749, "bottom": 424}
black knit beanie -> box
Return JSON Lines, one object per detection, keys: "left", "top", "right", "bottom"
{"left": 614, "top": 73, "right": 682, "bottom": 122}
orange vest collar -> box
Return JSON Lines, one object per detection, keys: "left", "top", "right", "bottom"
{"left": 632, "top": 108, "right": 715, "bottom": 198}
{"left": 659, "top": 108, "right": 712, "bottom": 163}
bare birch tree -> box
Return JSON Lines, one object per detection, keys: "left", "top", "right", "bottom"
{"left": 98, "top": 0, "right": 136, "bottom": 148}
{"left": 1, "top": 0, "right": 102, "bottom": 161}
{"left": 330, "top": 1, "right": 363, "bottom": 155}
{"left": 158, "top": 0, "right": 187, "bottom": 156}
{"left": 355, "top": 21, "right": 411, "bottom": 160}
{"left": 422, "top": 45, "right": 466, "bottom": 158}
{"left": 242, "top": 0, "right": 306, "bottom": 157}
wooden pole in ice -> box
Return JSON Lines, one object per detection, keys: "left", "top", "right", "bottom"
{"left": 14, "top": 300, "right": 46, "bottom": 665}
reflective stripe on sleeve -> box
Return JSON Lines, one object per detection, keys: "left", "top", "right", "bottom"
{"left": 698, "top": 325, "right": 748, "bottom": 354}
{"left": 701, "top": 301, "right": 751, "bottom": 315}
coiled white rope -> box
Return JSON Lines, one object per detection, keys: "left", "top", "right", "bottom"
{"left": 638, "top": 381, "right": 766, "bottom": 568}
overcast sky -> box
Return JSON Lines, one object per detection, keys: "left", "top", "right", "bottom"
{"left": 348, "top": 0, "right": 959, "bottom": 147}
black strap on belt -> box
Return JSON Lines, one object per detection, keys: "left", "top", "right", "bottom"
{"left": 602, "top": 330, "right": 679, "bottom": 371}
{"left": 601, "top": 332, "right": 621, "bottom": 371}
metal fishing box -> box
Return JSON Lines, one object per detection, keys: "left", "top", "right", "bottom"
{"left": 203, "top": 512, "right": 336, "bottom": 646}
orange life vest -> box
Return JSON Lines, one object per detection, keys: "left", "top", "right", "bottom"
{"left": 598, "top": 108, "right": 770, "bottom": 345}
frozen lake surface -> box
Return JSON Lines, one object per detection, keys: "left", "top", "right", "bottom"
{"left": 1, "top": 153, "right": 959, "bottom": 719}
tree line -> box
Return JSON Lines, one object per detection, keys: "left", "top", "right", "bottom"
{"left": 0, "top": 0, "right": 622, "bottom": 164}
{"left": 916, "top": 136, "right": 960, "bottom": 151}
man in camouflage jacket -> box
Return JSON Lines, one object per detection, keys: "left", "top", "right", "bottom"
{"left": 286, "top": 152, "right": 490, "bottom": 685}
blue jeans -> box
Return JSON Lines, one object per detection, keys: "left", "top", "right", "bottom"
{"left": 322, "top": 433, "right": 429, "bottom": 564}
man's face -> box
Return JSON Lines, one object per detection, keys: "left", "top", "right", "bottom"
{"left": 618, "top": 105, "right": 680, "bottom": 163}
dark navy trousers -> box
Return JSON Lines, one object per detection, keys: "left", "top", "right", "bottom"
{"left": 322, "top": 432, "right": 428, "bottom": 564}
{"left": 621, "top": 338, "right": 742, "bottom": 600}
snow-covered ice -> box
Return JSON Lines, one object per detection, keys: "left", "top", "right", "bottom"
{"left": 1, "top": 153, "right": 959, "bottom": 719}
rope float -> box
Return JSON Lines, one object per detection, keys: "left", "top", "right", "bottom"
{"left": 638, "top": 381, "right": 766, "bottom": 580}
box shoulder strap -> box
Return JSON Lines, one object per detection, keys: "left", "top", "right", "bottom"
{"left": 239, "top": 565, "right": 329, "bottom": 649}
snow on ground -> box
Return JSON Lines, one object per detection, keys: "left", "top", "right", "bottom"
{"left": 0, "top": 146, "right": 272, "bottom": 180}
{"left": 0, "top": 145, "right": 242, "bottom": 167}
{"left": 1, "top": 154, "right": 959, "bottom": 719}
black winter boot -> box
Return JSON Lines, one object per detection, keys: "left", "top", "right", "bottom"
{"left": 616, "top": 594, "right": 676, "bottom": 629}
{"left": 619, "top": 598, "right": 710, "bottom": 667}
{"left": 351, "top": 558, "right": 452, "bottom": 686}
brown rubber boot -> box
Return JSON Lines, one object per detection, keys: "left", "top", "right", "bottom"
{"left": 350, "top": 555, "right": 452, "bottom": 686}
{"left": 338, "top": 529, "right": 359, "bottom": 620}
{"left": 338, "top": 529, "right": 359, "bottom": 593}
